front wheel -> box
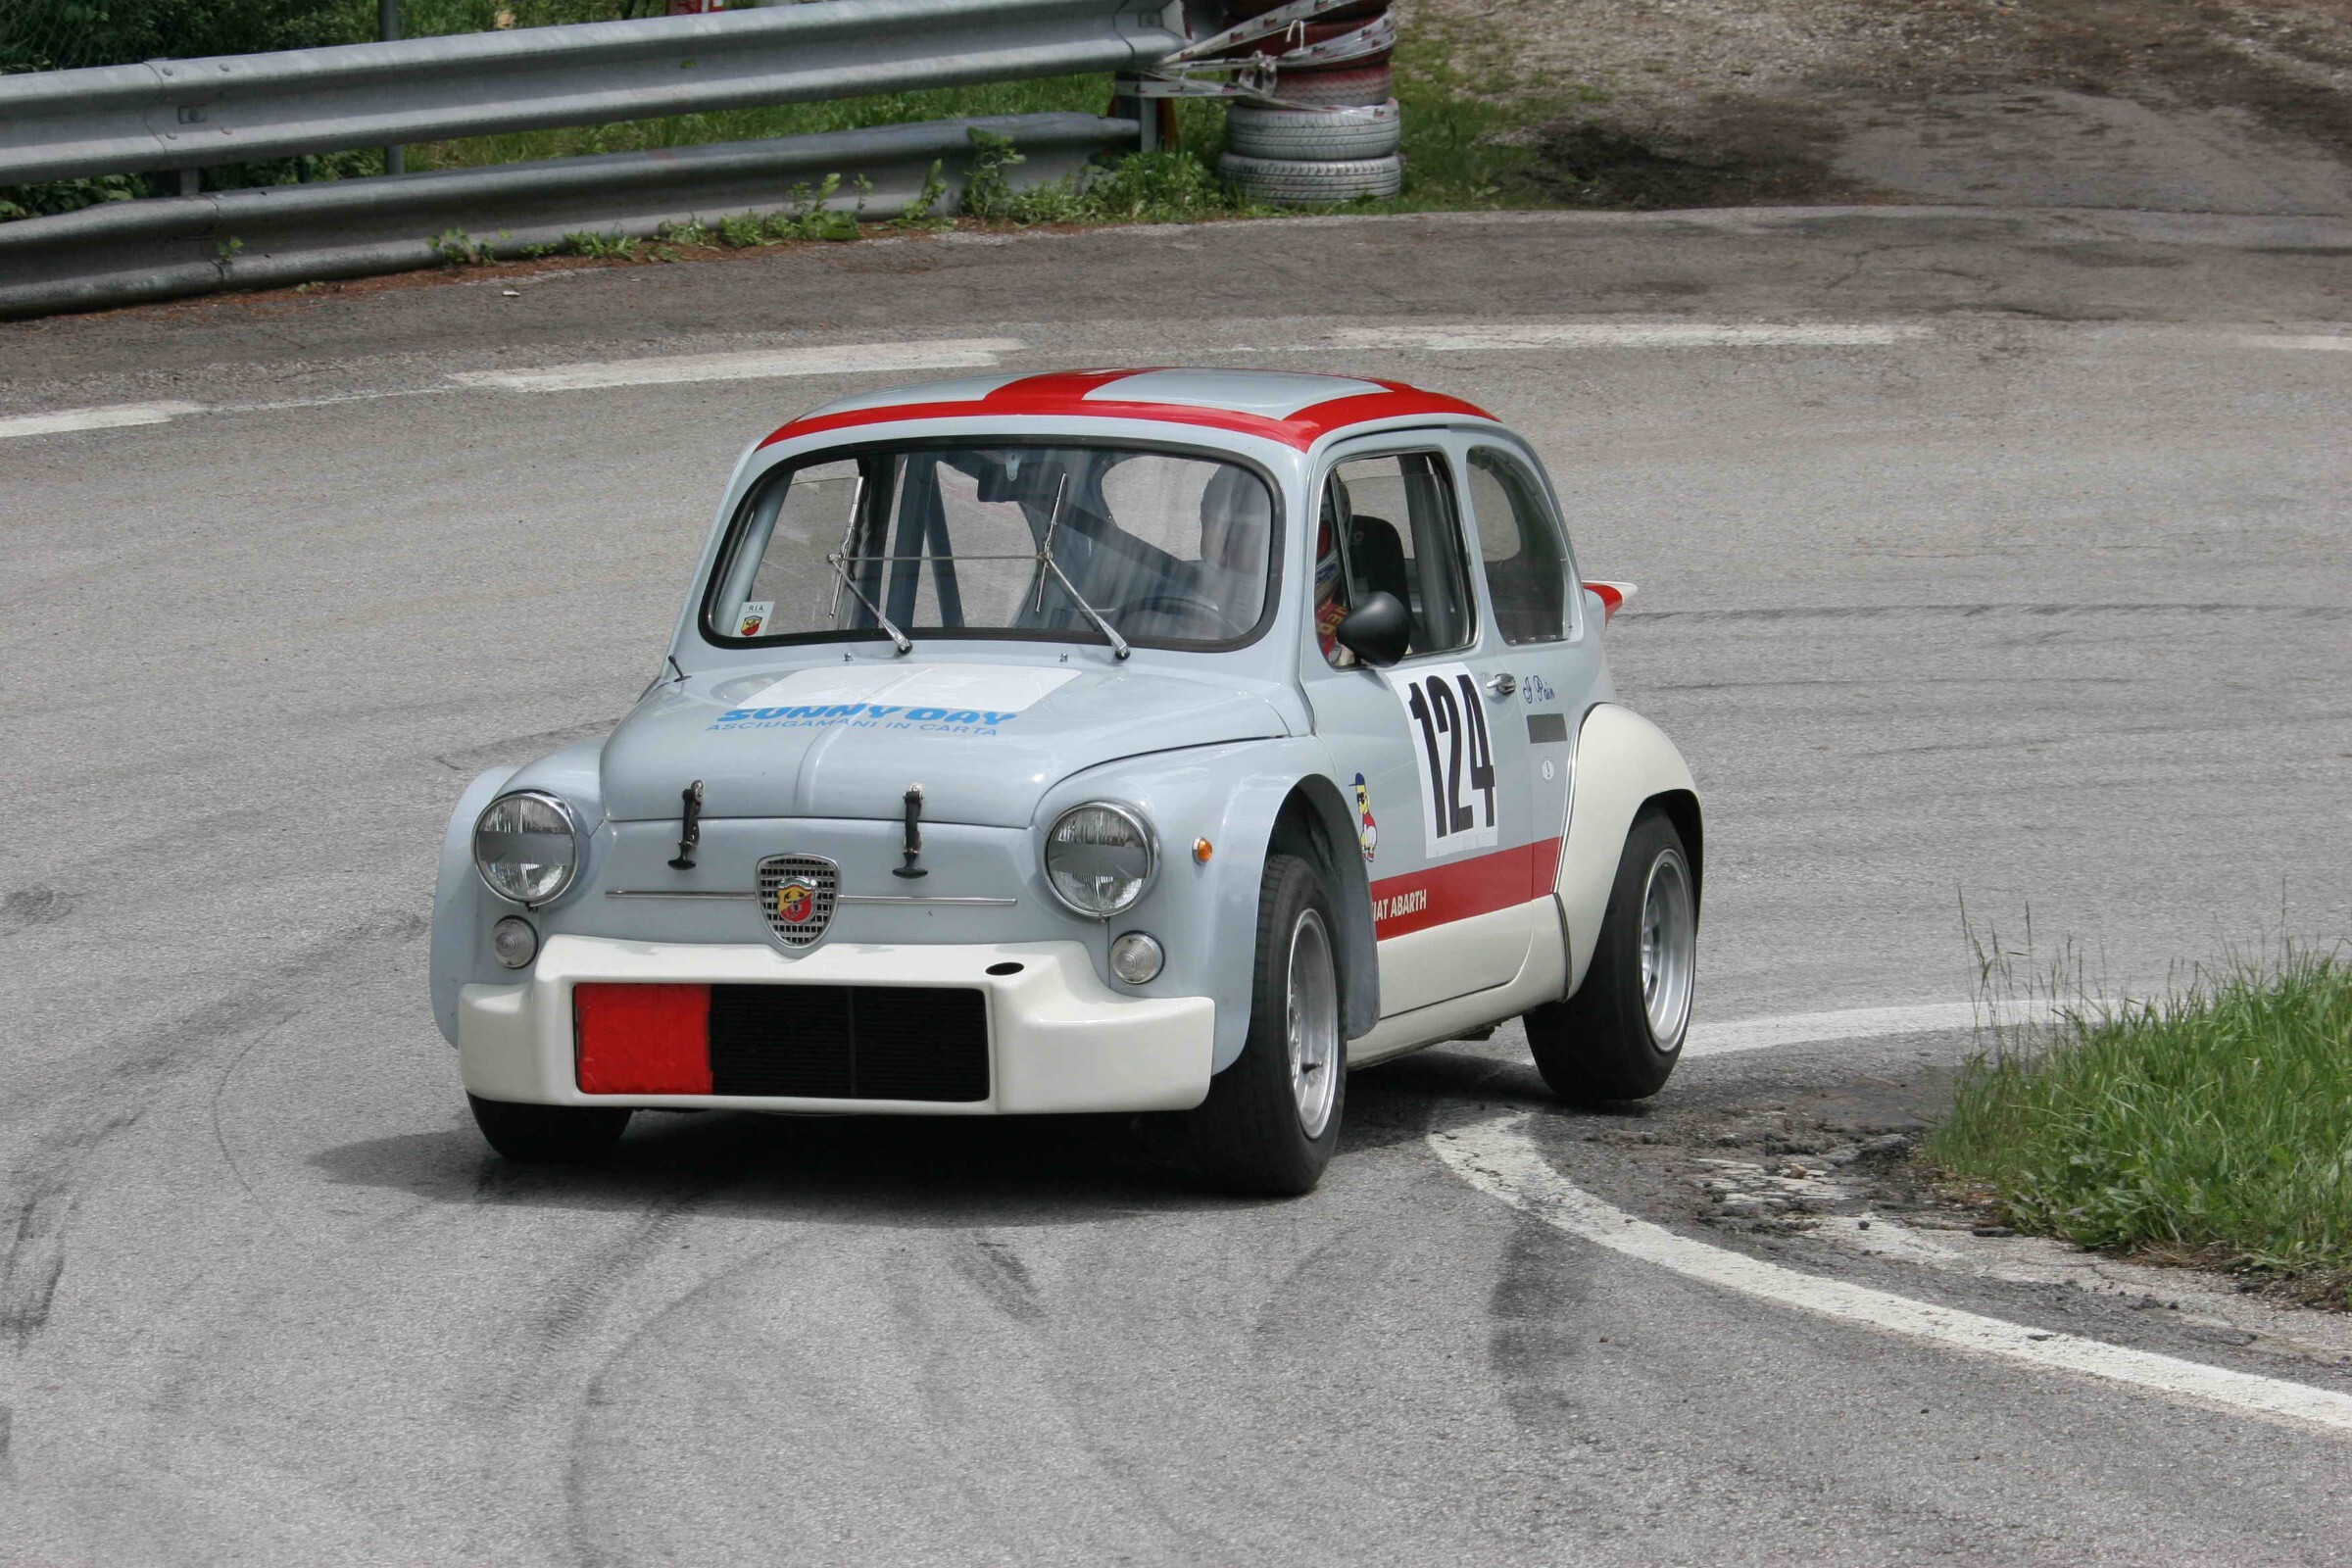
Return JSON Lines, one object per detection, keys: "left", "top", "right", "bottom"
{"left": 1526, "top": 809, "right": 1697, "bottom": 1101}
{"left": 467, "top": 1094, "right": 632, "bottom": 1162}
{"left": 1185, "top": 853, "right": 1346, "bottom": 1196}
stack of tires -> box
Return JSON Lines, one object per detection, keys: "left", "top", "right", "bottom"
{"left": 1214, "top": 0, "right": 1402, "bottom": 205}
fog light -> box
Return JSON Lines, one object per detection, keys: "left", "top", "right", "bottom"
{"left": 490, "top": 914, "right": 539, "bottom": 969}
{"left": 1109, "top": 931, "right": 1163, "bottom": 985}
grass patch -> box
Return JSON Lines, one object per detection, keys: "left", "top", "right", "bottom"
{"left": 1928, "top": 947, "right": 2352, "bottom": 1306}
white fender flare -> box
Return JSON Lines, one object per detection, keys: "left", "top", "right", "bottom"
{"left": 1554, "top": 704, "right": 1701, "bottom": 996}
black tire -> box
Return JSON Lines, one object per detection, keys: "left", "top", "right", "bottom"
{"left": 1525, "top": 809, "right": 1697, "bottom": 1102}
{"left": 466, "top": 1094, "right": 632, "bottom": 1162}
{"left": 1186, "top": 853, "right": 1346, "bottom": 1195}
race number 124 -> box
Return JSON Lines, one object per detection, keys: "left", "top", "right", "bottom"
{"left": 1394, "top": 663, "right": 1496, "bottom": 856}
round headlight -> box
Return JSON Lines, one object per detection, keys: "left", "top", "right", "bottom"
{"left": 1043, "top": 802, "right": 1155, "bottom": 919}
{"left": 473, "top": 791, "right": 583, "bottom": 906}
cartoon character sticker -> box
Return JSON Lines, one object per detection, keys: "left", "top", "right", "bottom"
{"left": 736, "top": 600, "right": 774, "bottom": 638}
{"left": 775, "top": 879, "right": 816, "bottom": 925}
{"left": 1352, "top": 772, "right": 1378, "bottom": 862}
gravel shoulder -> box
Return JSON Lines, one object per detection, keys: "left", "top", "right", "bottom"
{"left": 1404, "top": 0, "right": 2352, "bottom": 215}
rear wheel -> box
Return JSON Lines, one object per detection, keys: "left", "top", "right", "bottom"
{"left": 1526, "top": 809, "right": 1697, "bottom": 1101}
{"left": 466, "top": 1094, "right": 632, "bottom": 1162}
{"left": 1186, "top": 853, "right": 1346, "bottom": 1195}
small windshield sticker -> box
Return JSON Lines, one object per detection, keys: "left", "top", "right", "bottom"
{"left": 735, "top": 601, "right": 773, "bottom": 638}
{"left": 710, "top": 663, "right": 1081, "bottom": 737}
{"left": 1352, "top": 772, "right": 1378, "bottom": 862}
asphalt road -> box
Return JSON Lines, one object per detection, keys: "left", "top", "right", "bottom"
{"left": 3, "top": 207, "right": 2349, "bottom": 1565}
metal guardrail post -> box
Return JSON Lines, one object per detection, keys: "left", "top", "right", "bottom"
{"left": 379, "top": 0, "right": 404, "bottom": 176}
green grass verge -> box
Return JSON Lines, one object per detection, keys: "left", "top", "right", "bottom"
{"left": 1928, "top": 950, "right": 2352, "bottom": 1305}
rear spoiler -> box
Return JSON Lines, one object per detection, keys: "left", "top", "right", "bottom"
{"left": 1584, "top": 580, "right": 1638, "bottom": 624}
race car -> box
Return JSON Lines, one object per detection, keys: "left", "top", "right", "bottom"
{"left": 430, "top": 368, "right": 1701, "bottom": 1194}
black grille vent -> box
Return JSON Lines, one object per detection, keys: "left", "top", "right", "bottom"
{"left": 707, "top": 985, "right": 989, "bottom": 1102}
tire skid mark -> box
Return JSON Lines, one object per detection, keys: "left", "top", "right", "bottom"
{"left": 0, "top": 886, "right": 76, "bottom": 937}
{"left": 1, "top": 909, "right": 424, "bottom": 1348}
{"left": 204, "top": 1015, "right": 309, "bottom": 1241}
{"left": 1247, "top": 1232, "right": 1353, "bottom": 1345}
{"left": 496, "top": 1183, "right": 725, "bottom": 1420}
{"left": 1485, "top": 1218, "right": 1599, "bottom": 1434}
{"left": 947, "top": 1237, "right": 1048, "bottom": 1324}
{"left": 914, "top": 1229, "right": 1241, "bottom": 1565}
{"left": 560, "top": 1235, "right": 808, "bottom": 1568}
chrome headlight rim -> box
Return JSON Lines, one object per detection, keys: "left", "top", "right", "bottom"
{"left": 1042, "top": 800, "right": 1157, "bottom": 921}
{"left": 471, "top": 789, "right": 586, "bottom": 907}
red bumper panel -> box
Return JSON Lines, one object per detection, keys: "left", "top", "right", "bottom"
{"left": 574, "top": 982, "right": 712, "bottom": 1095}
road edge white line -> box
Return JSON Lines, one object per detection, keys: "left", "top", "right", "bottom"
{"left": 2238, "top": 333, "right": 2351, "bottom": 352}
{"left": 1324, "top": 323, "right": 1937, "bottom": 351}
{"left": 1684, "top": 999, "right": 2060, "bottom": 1057}
{"left": 448, "top": 338, "right": 1027, "bottom": 392}
{"left": 1430, "top": 1114, "right": 2352, "bottom": 1437}
{"left": 0, "top": 401, "right": 206, "bottom": 441}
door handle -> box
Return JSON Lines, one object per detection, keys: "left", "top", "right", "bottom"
{"left": 1485, "top": 672, "right": 1517, "bottom": 699}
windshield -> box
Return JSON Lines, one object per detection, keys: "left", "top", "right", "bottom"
{"left": 705, "top": 442, "right": 1278, "bottom": 651}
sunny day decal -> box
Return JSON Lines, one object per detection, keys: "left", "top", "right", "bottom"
{"left": 711, "top": 663, "right": 1080, "bottom": 737}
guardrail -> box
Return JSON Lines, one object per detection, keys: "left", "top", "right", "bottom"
{"left": 0, "top": 0, "right": 1182, "bottom": 318}
{"left": 0, "top": 112, "right": 1135, "bottom": 319}
{"left": 0, "top": 0, "right": 1178, "bottom": 183}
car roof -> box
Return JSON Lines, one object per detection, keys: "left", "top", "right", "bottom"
{"left": 760, "top": 368, "right": 1499, "bottom": 453}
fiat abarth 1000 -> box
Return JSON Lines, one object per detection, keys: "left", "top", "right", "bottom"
{"left": 430, "top": 368, "right": 1702, "bottom": 1195}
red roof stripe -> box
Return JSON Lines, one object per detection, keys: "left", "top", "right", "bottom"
{"left": 758, "top": 378, "right": 1496, "bottom": 452}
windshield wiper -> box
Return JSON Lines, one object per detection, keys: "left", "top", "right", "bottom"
{"left": 821, "top": 473, "right": 913, "bottom": 654}
{"left": 1032, "top": 473, "right": 1131, "bottom": 662}
{"left": 823, "top": 551, "right": 913, "bottom": 655}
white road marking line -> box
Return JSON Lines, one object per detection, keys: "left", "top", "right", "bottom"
{"left": 1431, "top": 1114, "right": 2352, "bottom": 1436}
{"left": 1684, "top": 999, "right": 2058, "bottom": 1057}
{"left": 2238, "top": 334, "right": 2352, "bottom": 352}
{"left": 1322, "top": 323, "right": 1936, "bottom": 351}
{"left": 447, "top": 338, "right": 1028, "bottom": 392}
{"left": 0, "top": 401, "right": 206, "bottom": 441}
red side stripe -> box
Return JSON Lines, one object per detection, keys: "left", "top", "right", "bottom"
{"left": 1370, "top": 837, "right": 1562, "bottom": 939}
{"left": 575, "top": 982, "right": 711, "bottom": 1095}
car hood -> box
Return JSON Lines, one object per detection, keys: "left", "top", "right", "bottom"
{"left": 601, "top": 658, "right": 1292, "bottom": 828}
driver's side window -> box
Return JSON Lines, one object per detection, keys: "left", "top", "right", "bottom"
{"left": 1313, "top": 450, "right": 1475, "bottom": 668}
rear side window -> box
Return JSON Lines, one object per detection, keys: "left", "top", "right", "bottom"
{"left": 1312, "top": 451, "right": 1476, "bottom": 665}
{"left": 1468, "top": 449, "right": 1571, "bottom": 645}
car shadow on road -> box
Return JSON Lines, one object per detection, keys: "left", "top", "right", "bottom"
{"left": 308, "top": 1045, "right": 1629, "bottom": 1223}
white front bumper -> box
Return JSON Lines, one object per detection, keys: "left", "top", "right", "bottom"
{"left": 457, "top": 934, "right": 1215, "bottom": 1115}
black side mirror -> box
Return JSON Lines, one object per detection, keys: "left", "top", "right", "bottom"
{"left": 1335, "top": 591, "right": 1410, "bottom": 667}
